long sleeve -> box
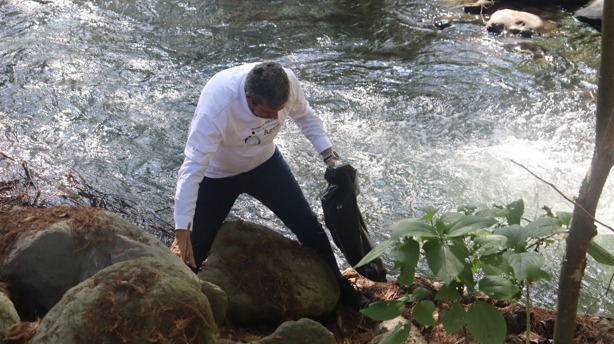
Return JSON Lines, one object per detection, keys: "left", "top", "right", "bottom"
{"left": 285, "top": 69, "right": 332, "bottom": 154}
{"left": 173, "top": 113, "right": 222, "bottom": 230}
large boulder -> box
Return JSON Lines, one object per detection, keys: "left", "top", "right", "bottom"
{"left": 0, "top": 206, "right": 195, "bottom": 319}
{"left": 198, "top": 220, "right": 339, "bottom": 326}
{"left": 32, "top": 257, "right": 219, "bottom": 344}
{"left": 574, "top": 0, "right": 603, "bottom": 30}
{"left": 486, "top": 9, "right": 543, "bottom": 37}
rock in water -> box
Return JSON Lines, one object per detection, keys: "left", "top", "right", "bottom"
{"left": 486, "top": 9, "right": 543, "bottom": 37}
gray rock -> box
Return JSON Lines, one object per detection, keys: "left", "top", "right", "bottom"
{"left": 574, "top": 0, "right": 603, "bottom": 29}
{"left": 200, "top": 280, "right": 229, "bottom": 326}
{"left": 251, "top": 318, "right": 335, "bottom": 344}
{"left": 368, "top": 316, "right": 427, "bottom": 344}
{"left": 486, "top": 9, "right": 543, "bottom": 37}
{"left": 0, "top": 285, "right": 19, "bottom": 336}
{"left": 0, "top": 206, "right": 195, "bottom": 319}
{"left": 32, "top": 257, "right": 219, "bottom": 344}
{"left": 198, "top": 220, "right": 339, "bottom": 326}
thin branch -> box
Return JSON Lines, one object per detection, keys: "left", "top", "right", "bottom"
{"left": 510, "top": 159, "right": 614, "bottom": 233}
{"left": 0, "top": 150, "right": 16, "bottom": 161}
{"left": 22, "top": 161, "right": 40, "bottom": 206}
{"left": 587, "top": 271, "right": 614, "bottom": 315}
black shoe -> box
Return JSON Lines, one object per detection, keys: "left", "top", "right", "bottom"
{"left": 339, "top": 278, "right": 370, "bottom": 310}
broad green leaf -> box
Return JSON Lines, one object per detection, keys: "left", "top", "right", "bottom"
{"left": 397, "top": 264, "right": 416, "bottom": 286}
{"left": 480, "top": 254, "right": 512, "bottom": 276}
{"left": 588, "top": 239, "right": 614, "bottom": 266}
{"left": 457, "top": 263, "right": 477, "bottom": 291}
{"left": 360, "top": 299, "right": 406, "bottom": 321}
{"left": 507, "top": 252, "right": 545, "bottom": 281}
{"left": 440, "top": 212, "right": 464, "bottom": 226}
{"left": 493, "top": 225, "right": 528, "bottom": 250}
{"left": 408, "top": 287, "right": 432, "bottom": 303}
{"left": 391, "top": 239, "right": 420, "bottom": 286}
{"left": 450, "top": 237, "right": 470, "bottom": 256}
{"left": 466, "top": 300, "right": 506, "bottom": 344}
{"left": 424, "top": 240, "right": 466, "bottom": 284}
{"left": 435, "top": 218, "right": 447, "bottom": 236}
{"left": 478, "top": 276, "right": 521, "bottom": 300}
{"left": 506, "top": 199, "right": 524, "bottom": 225}
{"left": 524, "top": 217, "right": 564, "bottom": 238}
{"left": 420, "top": 206, "right": 439, "bottom": 221}
{"left": 441, "top": 302, "right": 466, "bottom": 334}
{"left": 413, "top": 300, "right": 436, "bottom": 327}
{"left": 476, "top": 207, "right": 507, "bottom": 218}
{"left": 473, "top": 235, "right": 507, "bottom": 256}
{"left": 355, "top": 239, "right": 396, "bottom": 268}
{"left": 556, "top": 211, "right": 572, "bottom": 227}
{"left": 442, "top": 213, "right": 498, "bottom": 238}
{"left": 435, "top": 282, "right": 462, "bottom": 301}
{"left": 391, "top": 239, "right": 420, "bottom": 267}
{"left": 388, "top": 219, "right": 438, "bottom": 240}
{"left": 379, "top": 322, "right": 412, "bottom": 344}
{"left": 532, "top": 269, "right": 552, "bottom": 281}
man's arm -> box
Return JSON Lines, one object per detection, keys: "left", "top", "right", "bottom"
{"left": 171, "top": 227, "right": 196, "bottom": 268}
{"left": 284, "top": 70, "right": 337, "bottom": 161}
{"left": 172, "top": 151, "right": 206, "bottom": 269}
{"left": 173, "top": 113, "right": 222, "bottom": 269}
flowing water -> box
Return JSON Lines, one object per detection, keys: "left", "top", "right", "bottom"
{"left": 1, "top": 0, "right": 613, "bottom": 316}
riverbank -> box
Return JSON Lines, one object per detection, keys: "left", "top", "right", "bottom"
{"left": 2, "top": 152, "right": 613, "bottom": 343}
{"left": 214, "top": 268, "right": 614, "bottom": 343}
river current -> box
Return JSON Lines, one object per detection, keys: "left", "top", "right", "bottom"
{"left": 1, "top": 0, "right": 612, "bottom": 316}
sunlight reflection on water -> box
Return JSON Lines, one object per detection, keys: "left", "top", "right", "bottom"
{"left": 1, "top": 0, "right": 611, "bottom": 316}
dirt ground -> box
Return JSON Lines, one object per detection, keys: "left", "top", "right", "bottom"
{"left": 219, "top": 271, "right": 614, "bottom": 344}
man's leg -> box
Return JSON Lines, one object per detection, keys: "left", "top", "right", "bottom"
{"left": 244, "top": 149, "right": 344, "bottom": 281}
{"left": 190, "top": 175, "right": 241, "bottom": 272}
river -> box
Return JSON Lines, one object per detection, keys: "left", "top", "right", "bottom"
{"left": 1, "top": 0, "right": 612, "bottom": 316}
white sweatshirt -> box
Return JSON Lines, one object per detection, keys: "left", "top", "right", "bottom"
{"left": 174, "top": 63, "right": 333, "bottom": 230}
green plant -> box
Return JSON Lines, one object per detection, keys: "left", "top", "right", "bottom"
{"left": 357, "top": 199, "right": 571, "bottom": 344}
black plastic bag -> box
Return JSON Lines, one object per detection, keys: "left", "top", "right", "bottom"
{"left": 321, "top": 164, "right": 387, "bottom": 282}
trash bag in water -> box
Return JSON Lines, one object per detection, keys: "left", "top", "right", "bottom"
{"left": 321, "top": 164, "right": 387, "bottom": 282}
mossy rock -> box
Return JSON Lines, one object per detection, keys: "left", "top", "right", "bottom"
{"left": 32, "top": 257, "right": 219, "bottom": 344}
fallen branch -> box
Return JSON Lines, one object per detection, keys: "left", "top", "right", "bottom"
{"left": 21, "top": 161, "right": 40, "bottom": 206}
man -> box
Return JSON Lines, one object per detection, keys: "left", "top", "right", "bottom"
{"left": 171, "top": 61, "right": 368, "bottom": 309}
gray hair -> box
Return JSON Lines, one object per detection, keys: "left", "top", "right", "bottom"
{"left": 245, "top": 62, "right": 290, "bottom": 109}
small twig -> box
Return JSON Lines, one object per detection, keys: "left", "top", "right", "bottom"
{"left": 464, "top": 325, "right": 469, "bottom": 344}
{"left": 510, "top": 159, "right": 614, "bottom": 233}
{"left": 525, "top": 281, "right": 531, "bottom": 344}
{"left": 605, "top": 271, "right": 614, "bottom": 297}
{"left": 586, "top": 270, "right": 614, "bottom": 315}
{"left": 0, "top": 151, "right": 16, "bottom": 161}
{"left": 22, "top": 161, "right": 41, "bottom": 206}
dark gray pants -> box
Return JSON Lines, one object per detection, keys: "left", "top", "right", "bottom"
{"left": 190, "top": 147, "right": 343, "bottom": 280}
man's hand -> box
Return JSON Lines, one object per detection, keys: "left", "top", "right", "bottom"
{"left": 326, "top": 157, "right": 342, "bottom": 168}
{"left": 171, "top": 229, "right": 196, "bottom": 269}
{"left": 321, "top": 148, "right": 341, "bottom": 168}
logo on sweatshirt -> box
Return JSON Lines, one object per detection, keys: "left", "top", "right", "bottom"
{"left": 244, "top": 135, "right": 261, "bottom": 145}
{"left": 244, "top": 119, "right": 280, "bottom": 145}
